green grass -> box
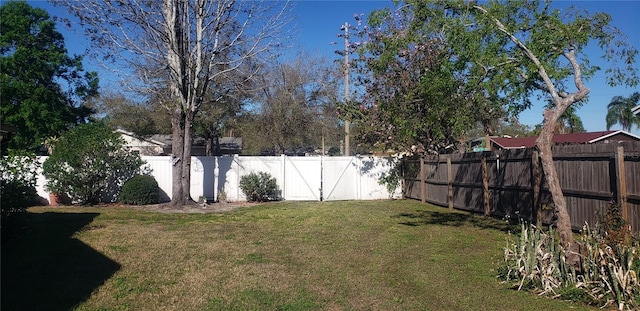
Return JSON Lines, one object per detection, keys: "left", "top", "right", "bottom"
{"left": 1, "top": 200, "right": 596, "bottom": 310}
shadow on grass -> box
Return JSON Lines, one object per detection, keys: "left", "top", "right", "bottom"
{"left": 1, "top": 212, "right": 120, "bottom": 311}
{"left": 394, "top": 209, "right": 520, "bottom": 233}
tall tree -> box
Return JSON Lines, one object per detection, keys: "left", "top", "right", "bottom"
{"left": 606, "top": 92, "right": 640, "bottom": 131}
{"left": 347, "top": 7, "right": 477, "bottom": 154}
{"left": 244, "top": 55, "right": 341, "bottom": 155}
{"left": 57, "top": 0, "right": 290, "bottom": 206}
{"left": 0, "top": 1, "right": 97, "bottom": 152}
{"left": 396, "top": 0, "right": 638, "bottom": 249}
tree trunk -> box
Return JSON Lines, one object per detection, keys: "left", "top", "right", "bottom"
{"left": 536, "top": 123, "right": 573, "bottom": 248}
{"left": 205, "top": 137, "right": 212, "bottom": 156}
{"left": 171, "top": 110, "right": 186, "bottom": 206}
{"left": 214, "top": 135, "right": 221, "bottom": 156}
{"left": 180, "top": 111, "right": 195, "bottom": 205}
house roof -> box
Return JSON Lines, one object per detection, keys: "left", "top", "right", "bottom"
{"left": 491, "top": 130, "right": 640, "bottom": 149}
{"left": 116, "top": 129, "right": 168, "bottom": 147}
{"left": 149, "top": 134, "right": 242, "bottom": 149}
{"left": 116, "top": 129, "right": 242, "bottom": 151}
{"left": 633, "top": 104, "right": 640, "bottom": 115}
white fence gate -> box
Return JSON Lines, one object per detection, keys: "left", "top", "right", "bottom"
{"left": 34, "top": 155, "right": 400, "bottom": 203}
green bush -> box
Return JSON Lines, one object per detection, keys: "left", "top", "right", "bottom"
{"left": 239, "top": 172, "right": 280, "bottom": 202}
{"left": 42, "top": 122, "right": 146, "bottom": 205}
{"left": 119, "top": 175, "right": 159, "bottom": 205}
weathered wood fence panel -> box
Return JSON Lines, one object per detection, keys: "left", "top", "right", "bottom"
{"left": 403, "top": 142, "right": 640, "bottom": 233}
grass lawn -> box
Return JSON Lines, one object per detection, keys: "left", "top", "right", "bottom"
{"left": 1, "top": 200, "right": 596, "bottom": 311}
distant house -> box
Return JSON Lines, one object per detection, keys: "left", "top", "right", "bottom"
{"left": 490, "top": 130, "right": 640, "bottom": 150}
{"left": 117, "top": 129, "right": 242, "bottom": 156}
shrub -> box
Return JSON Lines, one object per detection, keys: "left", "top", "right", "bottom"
{"left": 119, "top": 175, "right": 159, "bottom": 205}
{"left": 239, "top": 172, "right": 280, "bottom": 202}
{"left": 1, "top": 150, "right": 40, "bottom": 241}
{"left": 42, "top": 122, "right": 146, "bottom": 205}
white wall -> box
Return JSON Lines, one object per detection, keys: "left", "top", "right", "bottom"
{"left": 34, "top": 155, "right": 401, "bottom": 204}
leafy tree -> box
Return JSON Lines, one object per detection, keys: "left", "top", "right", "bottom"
{"left": 91, "top": 92, "right": 171, "bottom": 137}
{"left": 606, "top": 92, "right": 640, "bottom": 131}
{"left": 346, "top": 8, "right": 474, "bottom": 154}
{"left": 56, "top": 0, "right": 290, "bottom": 206}
{"left": 0, "top": 1, "right": 97, "bottom": 152}
{"left": 374, "top": 0, "right": 638, "bottom": 249}
{"left": 42, "top": 122, "right": 145, "bottom": 205}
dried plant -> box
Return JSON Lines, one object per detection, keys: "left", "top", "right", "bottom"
{"left": 500, "top": 222, "right": 639, "bottom": 310}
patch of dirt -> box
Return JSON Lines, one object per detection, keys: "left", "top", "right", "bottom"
{"left": 128, "top": 201, "right": 258, "bottom": 214}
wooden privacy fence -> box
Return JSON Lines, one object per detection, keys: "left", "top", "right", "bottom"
{"left": 402, "top": 142, "right": 640, "bottom": 233}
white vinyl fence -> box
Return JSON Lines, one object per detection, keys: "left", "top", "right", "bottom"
{"left": 34, "top": 155, "right": 400, "bottom": 203}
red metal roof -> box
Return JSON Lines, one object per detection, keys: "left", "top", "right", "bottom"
{"left": 490, "top": 130, "right": 639, "bottom": 149}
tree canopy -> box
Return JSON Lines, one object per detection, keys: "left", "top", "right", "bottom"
{"left": 0, "top": 0, "right": 98, "bottom": 152}
{"left": 352, "top": 7, "right": 473, "bottom": 153}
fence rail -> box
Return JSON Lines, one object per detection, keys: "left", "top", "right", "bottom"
{"left": 34, "top": 155, "right": 401, "bottom": 203}
{"left": 402, "top": 142, "right": 640, "bottom": 233}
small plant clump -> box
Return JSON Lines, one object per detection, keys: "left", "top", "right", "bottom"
{"left": 239, "top": 172, "right": 280, "bottom": 202}
{"left": 499, "top": 201, "right": 639, "bottom": 310}
{"left": 119, "top": 175, "right": 159, "bottom": 205}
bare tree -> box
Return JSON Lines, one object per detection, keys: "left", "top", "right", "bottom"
{"left": 244, "top": 54, "right": 341, "bottom": 155}
{"left": 55, "top": 0, "right": 290, "bottom": 206}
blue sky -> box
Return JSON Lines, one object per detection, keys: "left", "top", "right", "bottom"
{"left": 26, "top": 0, "right": 640, "bottom": 135}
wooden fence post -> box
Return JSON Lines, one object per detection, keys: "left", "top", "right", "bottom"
{"left": 532, "top": 150, "right": 542, "bottom": 227}
{"left": 615, "top": 146, "right": 630, "bottom": 227}
{"left": 420, "top": 156, "right": 426, "bottom": 203}
{"left": 447, "top": 156, "right": 453, "bottom": 210}
{"left": 482, "top": 154, "right": 490, "bottom": 216}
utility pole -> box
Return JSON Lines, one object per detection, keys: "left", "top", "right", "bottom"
{"left": 342, "top": 22, "right": 351, "bottom": 156}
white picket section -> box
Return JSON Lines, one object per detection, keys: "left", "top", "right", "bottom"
{"left": 33, "top": 155, "right": 400, "bottom": 204}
